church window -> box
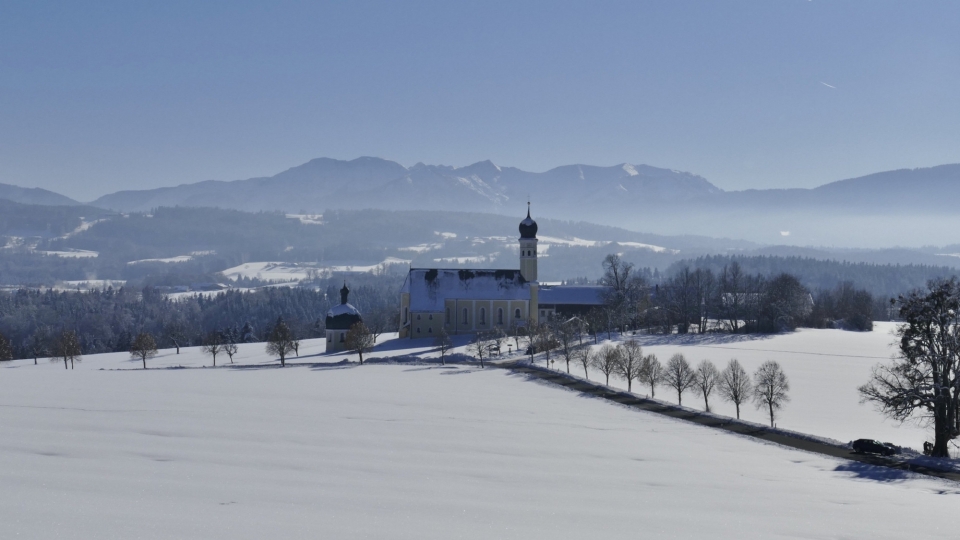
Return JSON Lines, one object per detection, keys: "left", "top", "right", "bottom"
{"left": 417, "top": 327, "right": 421, "bottom": 334}
{"left": 497, "top": 308, "right": 503, "bottom": 325}
{"left": 404, "top": 307, "right": 408, "bottom": 323}
{"left": 445, "top": 308, "right": 451, "bottom": 324}
{"left": 340, "top": 333, "right": 345, "bottom": 342}
{"left": 417, "top": 314, "right": 421, "bottom": 320}
{"left": 428, "top": 327, "right": 433, "bottom": 333}
{"left": 515, "top": 308, "right": 521, "bottom": 319}
{"left": 479, "top": 308, "right": 486, "bottom": 325}
{"left": 462, "top": 308, "right": 468, "bottom": 324}
{"left": 429, "top": 314, "right": 433, "bottom": 320}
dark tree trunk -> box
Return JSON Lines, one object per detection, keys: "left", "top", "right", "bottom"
{"left": 768, "top": 402, "right": 775, "bottom": 427}
{"left": 735, "top": 402, "right": 740, "bottom": 419}
{"left": 143, "top": 356, "right": 146, "bottom": 369}
{"left": 63, "top": 357, "right": 67, "bottom": 370}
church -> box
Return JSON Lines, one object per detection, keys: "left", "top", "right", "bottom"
{"left": 398, "top": 205, "right": 608, "bottom": 339}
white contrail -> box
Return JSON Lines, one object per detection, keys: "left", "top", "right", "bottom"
{"left": 820, "top": 81, "right": 836, "bottom": 89}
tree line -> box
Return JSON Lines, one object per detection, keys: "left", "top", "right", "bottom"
{"left": 0, "top": 274, "right": 401, "bottom": 362}
{"left": 590, "top": 254, "right": 882, "bottom": 336}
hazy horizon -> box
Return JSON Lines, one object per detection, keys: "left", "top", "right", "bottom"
{"left": 3, "top": 1, "right": 959, "bottom": 200}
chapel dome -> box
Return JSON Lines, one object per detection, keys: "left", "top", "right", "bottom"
{"left": 325, "top": 282, "right": 363, "bottom": 330}
{"left": 519, "top": 204, "right": 538, "bottom": 239}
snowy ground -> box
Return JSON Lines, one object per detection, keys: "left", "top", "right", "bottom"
{"left": 564, "top": 322, "right": 930, "bottom": 451}
{"left": 3, "top": 326, "right": 958, "bottom": 538}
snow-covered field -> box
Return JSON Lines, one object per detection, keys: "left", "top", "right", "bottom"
{"left": 2, "top": 326, "right": 958, "bottom": 539}
{"left": 221, "top": 258, "right": 410, "bottom": 282}
{"left": 566, "top": 322, "right": 927, "bottom": 451}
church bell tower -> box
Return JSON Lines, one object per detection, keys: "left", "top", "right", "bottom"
{"left": 518, "top": 202, "right": 538, "bottom": 282}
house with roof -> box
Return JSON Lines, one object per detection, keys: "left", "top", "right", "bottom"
{"left": 398, "top": 205, "right": 610, "bottom": 338}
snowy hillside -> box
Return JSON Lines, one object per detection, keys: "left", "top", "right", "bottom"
{"left": 2, "top": 325, "right": 958, "bottom": 538}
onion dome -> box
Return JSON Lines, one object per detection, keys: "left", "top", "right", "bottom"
{"left": 326, "top": 281, "right": 363, "bottom": 330}
{"left": 519, "top": 202, "right": 538, "bottom": 239}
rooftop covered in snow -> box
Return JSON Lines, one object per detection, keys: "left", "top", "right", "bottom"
{"left": 402, "top": 268, "right": 531, "bottom": 312}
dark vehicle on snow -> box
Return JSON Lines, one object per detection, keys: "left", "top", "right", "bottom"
{"left": 852, "top": 439, "right": 897, "bottom": 456}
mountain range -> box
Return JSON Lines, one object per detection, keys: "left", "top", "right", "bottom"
{"left": 4, "top": 158, "right": 960, "bottom": 247}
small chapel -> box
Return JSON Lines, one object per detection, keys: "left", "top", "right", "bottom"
{"left": 398, "top": 205, "right": 608, "bottom": 339}
{"left": 325, "top": 282, "right": 363, "bottom": 351}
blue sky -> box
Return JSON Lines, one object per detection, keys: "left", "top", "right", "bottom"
{"left": 2, "top": 1, "right": 959, "bottom": 200}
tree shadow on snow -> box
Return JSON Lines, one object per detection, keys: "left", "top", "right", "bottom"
{"left": 631, "top": 332, "right": 777, "bottom": 347}
{"left": 833, "top": 461, "right": 915, "bottom": 483}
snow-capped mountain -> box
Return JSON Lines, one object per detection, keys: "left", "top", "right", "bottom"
{"left": 38, "top": 158, "right": 960, "bottom": 247}
{"left": 89, "top": 157, "right": 721, "bottom": 216}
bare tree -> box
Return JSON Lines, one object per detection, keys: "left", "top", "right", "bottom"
{"left": 365, "top": 305, "right": 396, "bottom": 343}
{"left": 265, "top": 317, "right": 296, "bottom": 367}
{"left": 130, "top": 332, "right": 158, "bottom": 369}
{"left": 223, "top": 342, "right": 239, "bottom": 364}
{"left": 433, "top": 327, "right": 453, "bottom": 365}
{"left": 859, "top": 278, "right": 960, "bottom": 456}
{"left": 584, "top": 309, "right": 605, "bottom": 344}
{"left": 718, "top": 359, "right": 752, "bottom": 419}
{"left": 615, "top": 340, "right": 645, "bottom": 392}
{"left": 470, "top": 331, "right": 489, "bottom": 368}
{"left": 556, "top": 319, "right": 578, "bottom": 373}
{"left": 163, "top": 318, "right": 189, "bottom": 354}
{"left": 664, "top": 353, "right": 696, "bottom": 405}
{"left": 639, "top": 354, "right": 664, "bottom": 398}
{"left": 753, "top": 360, "right": 790, "bottom": 427}
{"left": 345, "top": 322, "right": 375, "bottom": 365}
{"left": 27, "top": 327, "right": 49, "bottom": 365}
{"left": 52, "top": 330, "right": 82, "bottom": 370}
{"left": 573, "top": 346, "right": 594, "bottom": 380}
{"left": 592, "top": 344, "right": 621, "bottom": 385}
{"left": 693, "top": 360, "right": 720, "bottom": 412}
{"left": 488, "top": 327, "right": 507, "bottom": 357}
{"left": 0, "top": 331, "right": 12, "bottom": 361}
{"left": 718, "top": 262, "right": 746, "bottom": 332}
{"left": 201, "top": 331, "right": 224, "bottom": 367}
{"left": 535, "top": 322, "right": 557, "bottom": 367}
{"left": 600, "top": 253, "right": 648, "bottom": 333}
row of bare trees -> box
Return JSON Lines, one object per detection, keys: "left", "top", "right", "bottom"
{"left": 0, "top": 328, "right": 84, "bottom": 369}
{"left": 562, "top": 338, "right": 790, "bottom": 427}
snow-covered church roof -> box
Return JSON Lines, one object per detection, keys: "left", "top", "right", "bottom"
{"left": 538, "top": 285, "right": 610, "bottom": 306}
{"left": 402, "top": 268, "right": 531, "bottom": 312}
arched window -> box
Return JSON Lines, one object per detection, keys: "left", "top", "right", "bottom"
{"left": 340, "top": 332, "right": 345, "bottom": 342}
{"left": 497, "top": 308, "right": 503, "bottom": 325}
{"left": 403, "top": 307, "right": 408, "bottom": 323}
{"left": 515, "top": 308, "right": 521, "bottom": 319}
{"left": 445, "top": 308, "right": 451, "bottom": 324}
{"left": 462, "top": 308, "right": 468, "bottom": 325}
{"left": 479, "top": 308, "right": 486, "bottom": 325}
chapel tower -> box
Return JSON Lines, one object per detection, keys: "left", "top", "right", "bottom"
{"left": 519, "top": 203, "right": 538, "bottom": 282}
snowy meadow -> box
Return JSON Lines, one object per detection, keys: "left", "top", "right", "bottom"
{"left": 2, "top": 324, "right": 958, "bottom": 539}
